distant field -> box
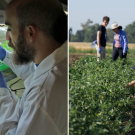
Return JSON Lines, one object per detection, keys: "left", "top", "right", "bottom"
{"left": 69, "top": 42, "right": 135, "bottom": 50}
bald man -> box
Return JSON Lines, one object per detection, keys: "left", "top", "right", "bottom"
{"left": 0, "top": 0, "right": 67, "bottom": 134}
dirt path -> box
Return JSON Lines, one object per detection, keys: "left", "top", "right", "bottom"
{"left": 69, "top": 53, "right": 90, "bottom": 66}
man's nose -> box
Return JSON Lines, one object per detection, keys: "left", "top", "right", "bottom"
{"left": 6, "top": 31, "right": 11, "bottom": 41}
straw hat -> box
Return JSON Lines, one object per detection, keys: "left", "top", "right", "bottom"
{"left": 111, "top": 23, "right": 121, "bottom": 29}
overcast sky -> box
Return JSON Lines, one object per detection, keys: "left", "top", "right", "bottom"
{"left": 69, "top": 0, "right": 135, "bottom": 34}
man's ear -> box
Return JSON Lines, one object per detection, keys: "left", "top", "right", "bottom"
{"left": 27, "top": 25, "right": 37, "bottom": 42}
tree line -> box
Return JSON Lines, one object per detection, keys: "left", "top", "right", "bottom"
{"left": 69, "top": 19, "right": 135, "bottom": 43}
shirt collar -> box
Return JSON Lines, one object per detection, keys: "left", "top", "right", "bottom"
{"left": 33, "top": 40, "right": 67, "bottom": 79}
{"left": 36, "top": 64, "right": 39, "bottom": 67}
{"left": 119, "top": 29, "right": 122, "bottom": 34}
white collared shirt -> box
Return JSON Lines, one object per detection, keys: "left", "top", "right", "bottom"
{"left": 0, "top": 41, "right": 67, "bottom": 135}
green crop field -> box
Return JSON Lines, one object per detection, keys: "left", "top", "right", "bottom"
{"left": 69, "top": 56, "right": 135, "bottom": 135}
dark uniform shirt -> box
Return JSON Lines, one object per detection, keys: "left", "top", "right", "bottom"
{"left": 98, "top": 25, "right": 107, "bottom": 47}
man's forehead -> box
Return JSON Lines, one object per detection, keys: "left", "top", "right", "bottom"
{"left": 5, "top": 0, "right": 18, "bottom": 14}
{"left": 6, "top": 0, "right": 38, "bottom": 13}
{"left": 103, "top": 20, "right": 108, "bottom": 23}
{"left": 6, "top": 0, "right": 27, "bottom": 11}
{"left": 5, "top": 2, "right": 18, "bottom": 27}
{"left": 5, "top": 5, "right": 16, "bottom": 19}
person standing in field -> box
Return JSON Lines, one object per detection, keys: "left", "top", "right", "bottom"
{"left": 96, "top": 16, "right": 110, "bottom": 61}
{"left": 111, "top": 23, "right": 128, "bottom": 61}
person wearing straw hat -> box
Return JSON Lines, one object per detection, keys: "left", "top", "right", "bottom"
{"left": 111, "top": 23, "right": 128, "bottom": 61}
{"left": 96, "top": 16, "right": 110, "bottom": 61}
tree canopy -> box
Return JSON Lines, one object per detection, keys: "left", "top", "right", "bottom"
{"left": 81, "top": 19, "right": 93, "bottom": 30}
{"left": 69, "top": 20, "right": 135, "bottom": 43}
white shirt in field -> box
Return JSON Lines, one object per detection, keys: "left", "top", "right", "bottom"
{"left": 0, "top": 41, "right": 67, "bottom": 135}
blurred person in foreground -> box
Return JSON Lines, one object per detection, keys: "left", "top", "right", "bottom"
{"left": 96, "top": 16, "right": 110, "bottom": 61}
{"left": 111, "top": 23, "right": 128, "bottom": 61}
{"left": 0, "top": 0, "right": 67, "bottom": 134}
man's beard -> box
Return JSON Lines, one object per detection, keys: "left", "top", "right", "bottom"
{"left": 8, "top": 33, "right": 36, "bottom": 66}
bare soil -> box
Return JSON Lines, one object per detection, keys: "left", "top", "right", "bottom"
{"left": 69, "top": 54, "right": 87, "bottom": 67}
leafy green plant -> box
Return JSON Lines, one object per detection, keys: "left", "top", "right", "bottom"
{"left": 69, "top": 56, "right": 135, "bottom": 135}
{"left": 1, "top": 40, "right": 13, "bottom": 51}
{"left": 69, "top": 46, "right": 77, "bottom": 53}
{"left": 0, "top": 41, "right": 13, "bottom": 67}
